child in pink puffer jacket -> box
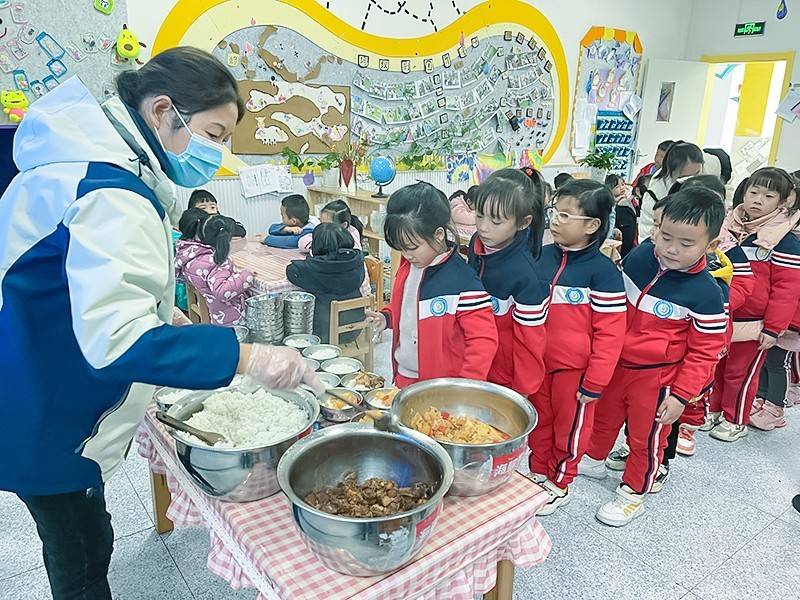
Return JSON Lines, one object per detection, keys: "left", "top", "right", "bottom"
{"left": 175, "top": 208, "right": 254, "bottom": 326}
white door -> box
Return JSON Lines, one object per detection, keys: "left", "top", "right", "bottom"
{"left": 634, "top": 59, "right": 711, "bottom": 173}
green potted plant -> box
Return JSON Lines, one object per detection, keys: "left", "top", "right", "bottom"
{"left": 316, "top": 152, "right": 340, "bottom": 188}
{"left": 281, "top": 147, "right": 318, "bottom": 186}
{"left": 578, "top": 150, "right": 618, "bottom": 181}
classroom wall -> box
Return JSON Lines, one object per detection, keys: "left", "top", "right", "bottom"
{"left": 126, "top": 0, "right": 694, "bottom": 168}
{"left": 685, "top": 0, "right": 799, "bottom": 171}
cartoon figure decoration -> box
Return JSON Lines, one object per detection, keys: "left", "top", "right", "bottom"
{"left": 2, "top": 90, "right": 29, "bottom": 122}
{"left": 114, "top": 24, "right": 146, "bottom": 64}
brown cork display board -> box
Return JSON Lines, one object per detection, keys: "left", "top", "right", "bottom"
{"left": 232, "top": 80, "right": 351, "bottom": 155}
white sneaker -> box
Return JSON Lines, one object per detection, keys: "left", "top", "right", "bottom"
{"left": 649, "top": 464, "right": 670, "bottom": 493}
{"left": 605, "top": 444, "right": 630, "bottom": 471}
{"left": 700, "top": 412, "right": 722, "bottom": 432}
{"left": 577, "top": 455, "right": 608, "bottom": 479}
{"left": 596, "top": 485, "right": 645, "bottom": 527}
{"left": 524, "top": 472, "right": 548, "bottom": 485}
{"left": 709, "top": 419, "right": 748, "bottom": 442}
{"left": 537, "top": 479, "right": 571, "bottom": 516}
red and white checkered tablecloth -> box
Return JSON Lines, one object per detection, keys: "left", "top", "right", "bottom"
{"left": 137, "top": 409, "right": 552, "bottom": 600}
{"left": 229, "top": 237, "right": 303, "bottom": 296}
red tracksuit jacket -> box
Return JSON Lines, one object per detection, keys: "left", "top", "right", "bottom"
{"left": 733, "top": 232, "right": 800, "bottom": 338}
{"left": 536, "top": 242, "right": 627, "bottom": 399}
{"left": 381, "top": 248, "right": 498, "bottom": 381}
{"left": 468, "top": 232, "right": 548, "bottom": 395}
{"left": 620, "top": 239, "right": 728, "bottom": 404}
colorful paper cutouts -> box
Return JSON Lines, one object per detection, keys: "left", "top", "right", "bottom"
{"left": 36, "top": 31, "right": 65, "bottom": 60}
{"left": 42, "top": 75, "right": 58, "bottom": 90}
{"left": 12, "top": 68, "right": 29, "bottom": 91}
{"left": 29, "top": 79, "right": 46, "bottom": 97}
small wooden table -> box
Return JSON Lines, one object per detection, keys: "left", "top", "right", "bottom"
{"left": 228, "top": 236, "right": 303, "bottom": 295}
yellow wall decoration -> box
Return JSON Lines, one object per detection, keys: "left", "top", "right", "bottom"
{"left": 153, "top": 0, "right": 570, "bottom": 174}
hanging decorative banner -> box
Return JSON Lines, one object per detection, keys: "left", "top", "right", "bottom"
{"left": 446, "top": 154, "right": 476, "bottom": 184}
{"left": 777, "top": 0, "right": 788, "bottom": 19}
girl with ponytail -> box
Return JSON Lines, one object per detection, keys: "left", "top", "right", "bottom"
{"left": 175, "top": 209, "right": 255, "bottom": 325}
{"left": 466, "top": 167, "right": 549, "bottom": 397}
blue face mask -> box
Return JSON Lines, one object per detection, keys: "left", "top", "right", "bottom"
{"left": 161, "top": 105, "right": 225, "bottom": 188}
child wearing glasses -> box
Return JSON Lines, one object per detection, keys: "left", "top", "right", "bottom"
{"left": 529, "top": 179, "right": 627, "bottom": 515}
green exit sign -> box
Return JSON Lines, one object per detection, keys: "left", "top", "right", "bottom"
{"left": 734, "top": 21, "right": 766, "bottom": 37}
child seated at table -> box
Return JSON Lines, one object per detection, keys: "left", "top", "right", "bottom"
{"left": 176, "top": 208, "right": 254, "bottom": 326}
{"left": 449, "top": 185, "right": 478, "bottom": 239}
{"left": 188, "top": 189, "right": 247, "bottom": 237}
{"left": 266, "top": 194, "right": 318, "bottom": 249}
{"left": 299, "top": 199, "right": 364, "bottom": 253}
{"left": 286, "top": 223, "right": 366, "bottom": 344}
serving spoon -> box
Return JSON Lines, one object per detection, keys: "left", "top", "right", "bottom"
{"left": 156, "top": 411, "right": 227, "bottom": 446}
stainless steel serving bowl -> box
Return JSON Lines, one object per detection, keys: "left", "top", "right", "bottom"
{"left": 302, "top": 344, "right": 342, "bottom": 361}
{"left": 284, "top": 334, "right": 321, "bottom": 350}
{"left": 321, "top": 357, "right": 363, "bottom": 377}
{"left": 165, "top": 387, "right": 320, "bottom": 502}
{"left": 392, "top": 378, "right": 537, "bottom": 496}
{"left": 301, "top": 371, "right": 340, "bottom": 394}
{"left": 277, "top": 424, "right": 454, "bottom": 576}
{"left": 231, "top": 325, "right": 250, "bottom": 343}
{"left": 319, "top": 388, "right": 363, "bottom": 422}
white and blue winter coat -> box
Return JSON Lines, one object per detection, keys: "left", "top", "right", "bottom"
{"left": 0, "top": 77, "right": 240, "bottom": 496}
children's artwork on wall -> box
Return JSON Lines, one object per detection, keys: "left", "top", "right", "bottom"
{"left": 232, "top": 79, "right": 350, "bottom": 154}
{"left": 570, "top": 26, "right": 643, "bottom": 178}
{"left": 152, "top": 0, "right": 570, "bottom": 174}
{"left": 0, "top": 0, "right": 128, "bottom": 123}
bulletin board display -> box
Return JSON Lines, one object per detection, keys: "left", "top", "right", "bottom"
{"left": 569, "top": 27, "right": 643, "bottom": 178}
{"left": 0, "top": 0, "right": 129, "bottom": 122}
{"left": 151, "top": 0, "right": 570, "bottom": 175}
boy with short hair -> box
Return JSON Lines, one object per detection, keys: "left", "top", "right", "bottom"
{"left": 266, "top": 194, "right": 318, "bottom": 249}
{"left": 581, "top": 187, "right": 728, "bottom": 527}
{"left": 188, "top": 189, "right": 247, "bottom": 237}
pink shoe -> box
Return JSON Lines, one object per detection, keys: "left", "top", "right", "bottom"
{"left": 750, "top": 403, "right": 786, "bottom": 431}
{"left": 751, "top": 397, "right": 766, "bottom": 415}
{"left": 676, "top": 425, "right": 697, "bottom": 456}
{"left": 786, "top": 385, "right": 800, "bottom": 407}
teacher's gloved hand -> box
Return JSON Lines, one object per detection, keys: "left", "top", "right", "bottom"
{"left": 244, "top": 344, "right": 323, "bottom": 392}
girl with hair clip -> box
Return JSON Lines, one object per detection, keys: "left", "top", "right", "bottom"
{"left": 367, "top": 182, "right": 498, "bottom": 387}
{"left": 176, "top": 209, "right": 254, "bottom": 326}
{"left": 467, "top": 168, "right": 548, "bottom": 399}
{"left": 532, "top": 179, "right": 627, "bottom": 515}
{"left": 299, "top": 198, "right": 364, "bottom": 252}
{"left": 709, "top": 167, "right": 800, "bottom": 441}
{"left": 639, "top": 141, "right": 705, "bottom": 240}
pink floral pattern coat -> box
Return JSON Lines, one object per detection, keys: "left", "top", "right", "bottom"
{"left": 175, "top": 240, "right": 254, "bottom": 326}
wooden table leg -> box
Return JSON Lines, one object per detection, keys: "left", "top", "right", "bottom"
{"left": 149, "top": 470, "right": 174, "bottom": 534}
{"left": 483, "top": 560, "right": 515, "bottom": 600}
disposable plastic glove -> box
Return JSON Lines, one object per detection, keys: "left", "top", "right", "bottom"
{"left": 245, "top": 344, "right": 323, "bottom": 393}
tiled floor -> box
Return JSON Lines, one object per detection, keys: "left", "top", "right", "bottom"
{"left": 3, "top": 339, "right": 799, "bottom": 599}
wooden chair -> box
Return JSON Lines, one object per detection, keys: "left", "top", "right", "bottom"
{"left": 329, "top": 296, "right": 374, "bottom": 371}
{"left": 185, "top": 282, "right": 211, "bottom": 324}
{"left": 364, "top": 255, "right": 385, "bottom": 310}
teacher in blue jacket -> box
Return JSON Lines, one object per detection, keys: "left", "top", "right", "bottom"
{"left": 0, "top": 47, "right": 320, "bottom": 600}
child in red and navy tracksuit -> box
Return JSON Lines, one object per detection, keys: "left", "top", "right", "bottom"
{"left": 709, "top": 168, "right": 800, "bottom": 441}
{"left": 368, "top": 182, "right": 498, "bottom": 387}
{"left": 528, "top": 179, "right": 626, "bottom": 515}
{"left": 467, "top": 168, "right": 548, "bottom": 397}
{"left": 584, "top": 187, "right": 728, "bottom": 527}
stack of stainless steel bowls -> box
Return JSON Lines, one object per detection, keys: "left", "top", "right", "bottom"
{"left": 283, "top": 291, "right": 315, "bottom": 336}
{"left": 277, "top": 424, "right": 454, "bottom": 576}
{"left": 246, "top": 293, "right": 284, "bottom": 343}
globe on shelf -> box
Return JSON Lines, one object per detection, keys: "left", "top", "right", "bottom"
{"left": 369, "top": 156, "right": 396, "bottom": 198}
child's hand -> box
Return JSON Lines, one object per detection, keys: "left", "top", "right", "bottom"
{"left": 365, "top": 309, "right": 387, "bottom": 333}
{"left": 576, "top": 392, "right": 597, "bottom": 404}
{"left": 655, "top": 394, "right": 685, "bottom": 424}
{"left": 285, "top": 226, "right": 303, "bottom": 235}
{"left": 758, "top": 332, "right": 778, "bottom": 351}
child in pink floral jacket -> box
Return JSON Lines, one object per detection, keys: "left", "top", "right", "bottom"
{"left": 176, "top": 208, "right": 254, "bottom": 326}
